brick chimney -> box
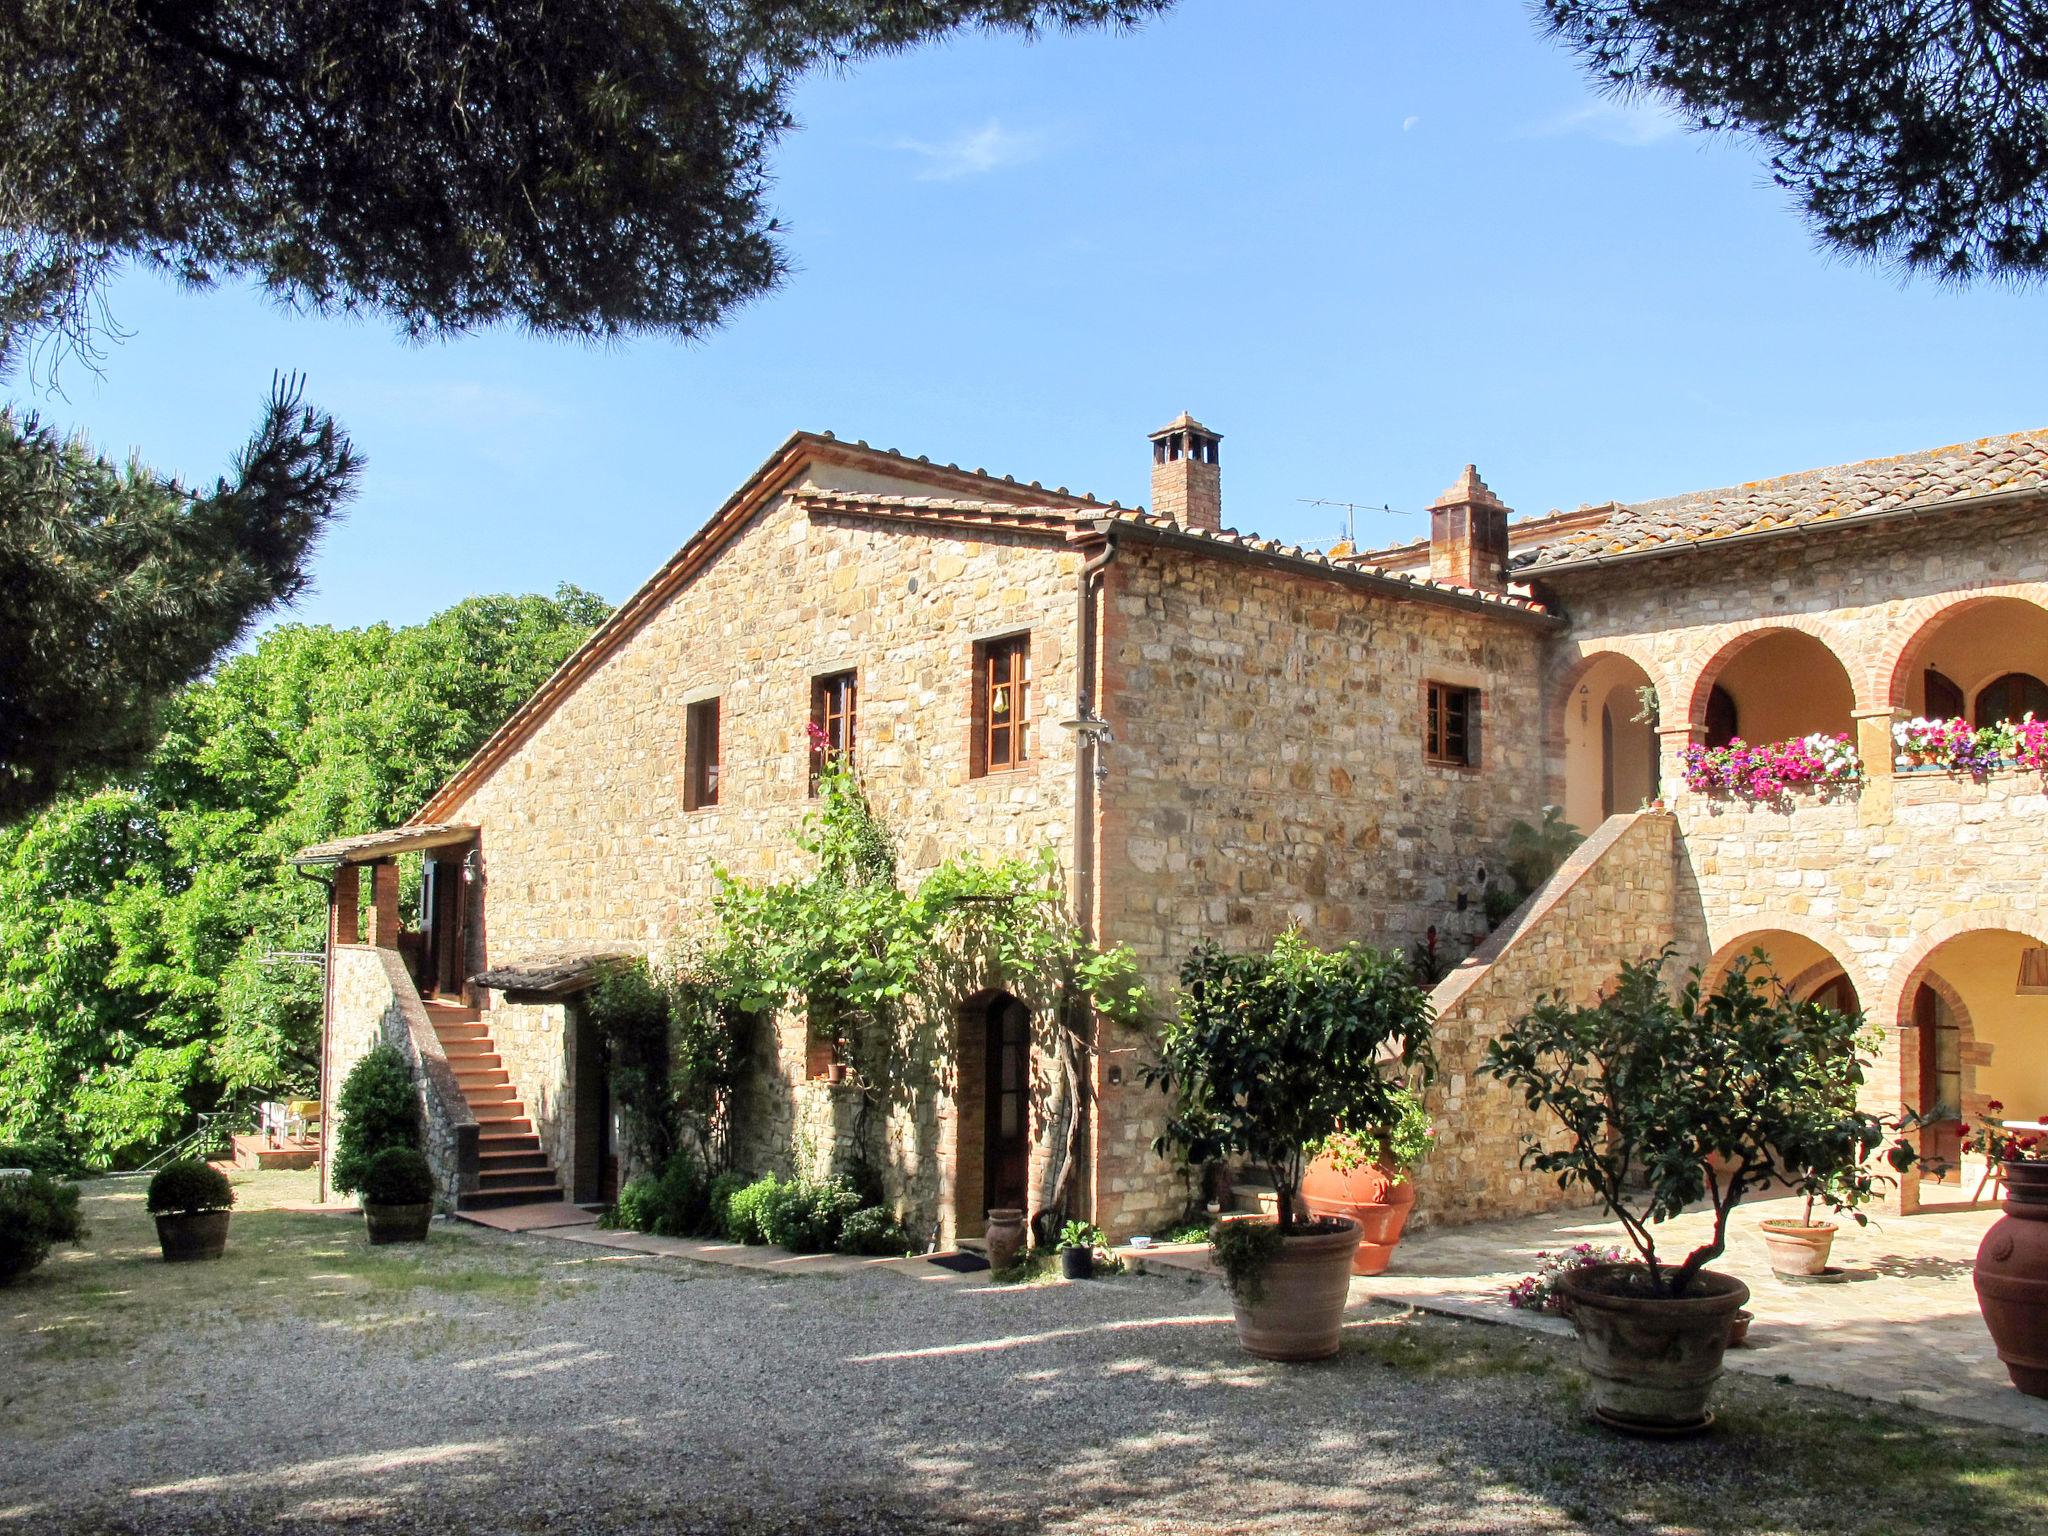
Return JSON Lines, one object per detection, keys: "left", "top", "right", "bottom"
{"left": 1427, "top": 465, "right": 1511, "bottom": 591}
{"left": 1149, "top": 413, "right": 1222, "bottom": 532}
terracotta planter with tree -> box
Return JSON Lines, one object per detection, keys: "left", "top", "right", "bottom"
{"left": 1149, "top": 931, "right": 1433, "bottom": 1361}
{"left": 1481, "top": 949, "right": 1914, "bottom": 1434}
{"left": 146, "top": 1160, "right": 235, "bottom": 1263}
{"left": 1970, "top": 1120, "right": 2048, "bottom": 1396}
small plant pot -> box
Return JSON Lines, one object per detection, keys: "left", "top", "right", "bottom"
{"left": 1559, "top": 1263, "right": 1750, "bottom": 1434}
{"left": 1760, "top": 1218, "right": 1838, "bottom": 1278}
{"left": 364, "top": 1201, "right": 433, "bottom": 1245}
{"left": 1061, "top": 1246, "right": 1094, "bottom": 1281}
{"left": 154, "top": 1210, "right": 230, "bottom": 1263}
{"left": 1727, "top": 1309, "right": 1753, "bottom": 1348}
{"left": 1218, "top": 1214, "right": 1362, "bottom": 1361}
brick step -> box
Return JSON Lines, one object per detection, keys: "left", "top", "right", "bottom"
{"left": 461, "top": 1084, "right": 519, "bottom": 1106}
{"left": 477, "top": 1131, "right": 542, "bottom": 1155}
{"left": 459, "top": 1183, "right": 564, "bottom": 1211}
{"left": 478, "top": 1148, "right": 550, "bottom": 1173}
{"left": 470, "top": 1113, "right": 532, "bottom": 1135}
{"left": 433, "top": 1023, "right": 491, "bottom": 1043}
{"left": 228, "top": 1133, "right": 320, "bottom": 1172}
{"left": 440, "top": 1046, "right": 500, "bottom": 1066}
{"left": 451, "top": 1062, "right": 509, "bottom": 1082}
{"left": 477, "top": 1166, "right": 556, "bottom": 1191}
{"left": 423, "top": 1004, "right": 480, "bottom": 1023}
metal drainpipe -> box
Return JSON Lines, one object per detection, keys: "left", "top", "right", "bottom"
{"left": 1068, "top": 531, "right": 1118, "bottom": 1232}
{"left": 294, "top": 862, "right": 338, "bottom": 1204}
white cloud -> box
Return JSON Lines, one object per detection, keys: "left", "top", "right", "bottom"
{"left": 889, "top": 119, "right": 1048, "bottom": 181}
{"left": 1524, "top": 96, "right": 1686, "bottom": 148}
{"left": 1402, "top": 114, "right": 1422, "bottom": 133}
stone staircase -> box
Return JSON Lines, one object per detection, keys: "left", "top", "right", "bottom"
{"left": 425, "top": 1001, "right": 565, "bottom": 1210}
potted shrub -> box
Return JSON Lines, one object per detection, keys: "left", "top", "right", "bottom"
{"left": 0, "top": 1171, "right": 87, "bottom": 1286}
{"left": 1058, "top": 1220, "right": 1105, "bottom": 1280}
{"left": 331, "top": 1043, "right": 422, "bottom": 1199}
{"left": 1149, "top": 931, "right": 1432, "bottom": 1361}
{"left": 359, "top": 1146, "right": 435, "bottom": 1243}
{"left": 1480, "top": 949, "right": 1912, "bottom": 1434}
{"left": 1970, "top": 1113, "right": 2048, "bottom": 1396}
{"left": 146, "top": 1160, "right": 236, "bottom": 1262}
{"left": 1300, "top": 1086, "right": 1436, "bottom": 1275}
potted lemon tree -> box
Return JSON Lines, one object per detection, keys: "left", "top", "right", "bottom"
{"left": 1481, "top": 949, "right": 1911, "bottom": 1434}
{"left": 1149, "top": 931, "right": 1432, "bottom": 1361}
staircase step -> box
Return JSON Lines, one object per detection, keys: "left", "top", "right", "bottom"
{"left": 479, "top": 1149, "right": 550, "bottom": 1172}
{"left": 459, "top": 1183, "right": 564, "bottom": 1210}
{"left": 477, "top": 1166, "right": 557, "bottom": 1191}
{"left": 434, "top": 1023, "right": 490, "bottom": 1042}
{"left": 440, "top": 1044, "right": 499, "bottom": 1064}
{"left": 478, "top": 1131, "right": 541, "bottom": 1152}
{"left": 470, "top": 1115, "right": 532, "bottom": 1135}
{"left": 462, "top": 1085, "right": 519, "bottom": 1106}
{"left": 424, "top": 1004, "right": 480, "bottom": 1023}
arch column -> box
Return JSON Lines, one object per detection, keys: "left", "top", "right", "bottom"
{"left": 1657, "top": 722, "right": 1702, "bottom": 797}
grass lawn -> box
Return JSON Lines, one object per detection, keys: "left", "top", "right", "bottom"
{"left": 3, "top": 1170, "right": 2046, "bottom": 1535}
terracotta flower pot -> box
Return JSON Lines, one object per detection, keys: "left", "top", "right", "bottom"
{"left": 154, "top": 1209, "right": 230, "bottom": 1263}
{"left": 364, "top": 1202, "right": 432, "bottom": 1245}
{"left": 1559, "top": 1262, "right": 1750, "bottom": 1433}
{"left": 1976, "top": 1161, "right": 2048, "bottom": 1397}
{"left": 984, "top": 1208, "right": 1026, "bottom": 1273}
{"left": 1302, "top": 1155, "right": 1416, "bottom": 1276}
{"left": 1217, "top": 1214, "right": 1362, "bottom": 1361}
{"left": 1759, "top": 1217, "right": 1837, "bottom": 1277}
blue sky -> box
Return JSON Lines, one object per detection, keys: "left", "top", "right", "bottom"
{"left": 22, "top": 0, "right": 2048, "bottom": 631}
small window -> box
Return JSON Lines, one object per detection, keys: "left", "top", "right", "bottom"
{"left": 1425, "top": 682, "right": 1480, "bottom": 767}
{"left": 810, "top": 669, "right": 857, "bottom": 790}
{"left": 684, "top": 698, "right": 720, "bottom": 810}
{"left": 973, "top": 634, "right": 1031, "bottom": 776}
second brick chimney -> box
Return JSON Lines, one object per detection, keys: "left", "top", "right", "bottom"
{"left": 1149, "top": 413, "right": 1222, "bottom": 532}
{"left": 1427, "top": 465, "right": 1511, "bottom": 592}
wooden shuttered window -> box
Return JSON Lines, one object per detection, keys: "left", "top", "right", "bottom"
{"left": 684, "top": 698, "right": 720, "bottom": 810}
{"left": 973, "top": 634, "right": 1030, "bottom": 776}
{"left": 1425, "top": 682, "right": 1480, "bottom": 768}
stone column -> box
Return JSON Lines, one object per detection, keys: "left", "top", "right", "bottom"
{"left": 1656, "top": 723, "right": 1703, "bottom": 798}
{"left": 1853, "top": 706, "right": 1904, "bottom": 827}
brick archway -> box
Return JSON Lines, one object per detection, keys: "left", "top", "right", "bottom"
{"left": 1873, "top": 914, "right": 2048, "bottom": 1034}
{"left": 1680, "top": 616, "right": 1871, "bottom": 729}
{"left": 1546, "top": 644, "right": 1673, "bottom": 751}
{"left": 1701, "top": 920, "right": 1871, "bottom": 1006}
{"left": 1780, "top": 956, "right": 1858, "bottom": 1009}
{"left": 1870, "top": 582, "right": 2048, "bottom": 709}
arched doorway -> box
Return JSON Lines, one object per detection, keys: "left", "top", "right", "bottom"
{"left": 1690, "top": 628, "right": 1856, "bottom": 748}
{"left": 1889, "top": 595, "right": 2048, "bottom": 724}
{"left": 1560, "top": 652, "right": 1659, "bottom": 831}
{"left": 1892, "top": 929, "right": 2046, "bottom": 1210}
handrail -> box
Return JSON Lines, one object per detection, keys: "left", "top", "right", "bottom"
{"left": 131, "top": 1096, "right": 262, "bottom": 1173}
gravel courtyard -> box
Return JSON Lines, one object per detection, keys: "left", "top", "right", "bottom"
{"left": 4, "top": 1173, "right": 2045, "bottom": 1536}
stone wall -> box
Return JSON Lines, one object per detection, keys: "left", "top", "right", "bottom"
{"left": 1537, "top": 502, "right": 2048, "bottom": 1210}
{"left": 1415, "top": 811, "right": 1678, "bottom": 1226}
{"left": 437, "top": 460, "right": 1085, "bottom": 1240}
{"left": 327, "top": 945, "right": 477, "bottom": 1210}
{"left": 1090, "top": 540, "right": 1557, "bottom": 1236}
{"left": 486, "top": 997, "right": 575, "bottom": 1182}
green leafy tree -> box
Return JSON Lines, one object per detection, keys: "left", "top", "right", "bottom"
{"left": 1147, "top": 932, "right": 1434, "bottom": 1233}
{"left": 0, "top": 380, "right": 357, "bottom": 821}
{"left": 0, "top": 586, "right": 608, "bottom": 1165}
{"left": 1479, "top": 948, "right": 1916, "bottom": 1298}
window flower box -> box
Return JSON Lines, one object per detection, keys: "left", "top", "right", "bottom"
{"left": 1892, "top": 715, "right": 2048, "bottom": 778}
{"left": 1682, "top": 733, "right": 1862, "bottom": 802}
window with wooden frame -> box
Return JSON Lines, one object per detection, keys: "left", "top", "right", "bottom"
{"left": 972, "top": 633, "right": 1031, "bottom": 776}
{"left": 810, "top": 669, "right": 857, "bottom": 790}
{"left": 683, "top": 698, "right": 721, "bottom": 810}
{"left": 1424, "top": 682, "right": 1480, "bottom": 768}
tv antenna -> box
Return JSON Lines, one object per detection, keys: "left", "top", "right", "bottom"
{"left": 1297, "top": 497, "right": 1415, "bottom": 549}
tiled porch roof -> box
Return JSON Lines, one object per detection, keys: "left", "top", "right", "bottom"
{"left": 293, "top": 823, "right": 476, "bottom": 866}
{"left": 471, "top": 947, "right": 634, "bottom": 998}
{"left": 1515, "top": 428, "right": 2048, "bottom": 572}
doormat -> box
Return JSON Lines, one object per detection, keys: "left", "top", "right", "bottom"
{"left": 926, "top": 1251, "right": 991, "bottom": 1274}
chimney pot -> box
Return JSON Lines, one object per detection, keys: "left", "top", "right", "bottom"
{"left": 1148, "top": 412, "right": 1223, "bottom": 532}
{"left": 1427, "top": 464, "right": 1511, "bottom": 592}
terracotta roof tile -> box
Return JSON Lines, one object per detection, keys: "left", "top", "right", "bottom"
{"left": 1517, "top": 428, "right": 2048, "bottom": 572}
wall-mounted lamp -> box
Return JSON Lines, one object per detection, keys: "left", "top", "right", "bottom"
{"left": 1058, "top": 695, "right": 1115, "bottom": 784}
{"left": 2018, "top": 946, "right": 2048, "bottom": 996}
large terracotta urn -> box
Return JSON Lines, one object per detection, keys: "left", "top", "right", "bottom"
{"left": 1216, "top": 1213, "right": 1362, "bottom": 1360}
{"left": 1559, "top": 1263, "right": 1750, "bottom": 1434}
{"left": 984, "top": 1208, "right": 1027, "bottom": 1273}
{"left": 1976, "top": 1161, "right": 2048, "bottom": 1397}
{"left": 1301, "top": 1154, "right": 1415, "bottom": 1276}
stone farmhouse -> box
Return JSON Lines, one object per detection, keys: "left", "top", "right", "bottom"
{"left": 296, "top": 416, "right": 2048, "bottom": 1242}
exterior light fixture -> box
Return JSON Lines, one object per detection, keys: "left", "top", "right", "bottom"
{"left": 2018, "top": 946, "right": 2048, "bottom": 996}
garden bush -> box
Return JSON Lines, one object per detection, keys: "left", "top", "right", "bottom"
{"left": 145, "top": 1160, "right": 234, "bottom": 1215}
{"left": 723, "top": 1175, "right": 782, "bottom": 1244}
{"left": 332, "top": 1044, "right": 420, "bottom": 1195}
{"left": 837, "top": 1205, "right": 912, "bottom": 1256}
{"left": 765, "top": 1175, "right": 861, "bottom": 1253}
{"left": 359, "top": 1146, "right": 435, "bottom": 1206}
{"left": 0, "top": 1172, "right": 86, "bottom": 1285}
{"left": 605, "top": 1154, "right": 714, "bottom": 1236}
{"left": 0, "top": 1139, "right": 76, "bottom": 1178}
{"left": 607, "top": 1174, "right": 661, "bottom": 1233}
{"left": 706, "top": 1171, "right": 749, "bottom": 1237}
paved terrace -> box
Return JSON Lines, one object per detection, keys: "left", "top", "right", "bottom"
{"left": 1128, "top": 1191, "right": 2042, "bottom": 1435}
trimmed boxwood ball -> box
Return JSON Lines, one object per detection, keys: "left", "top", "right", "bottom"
{"left": 0, "top": 1172, "right": 87, "bottom": 1285}
{"left": 359, "top": 1146, "right": 434, "bottom": 1206}
{"left": 146, "top": 1160, "right": 234, "bottom": 1215}
{"left": 332, "top": 1043, "right": 421, "bottom": 1195}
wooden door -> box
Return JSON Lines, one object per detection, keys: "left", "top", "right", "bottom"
{"left": 419, "top": 854, "right": 466, "bottom": 998}
{"left": 1916, "top": 983, "right": 1962, "bottom": 1178}
{"left": 983, "top": 997, "right": 1030, "bottom": 1212}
